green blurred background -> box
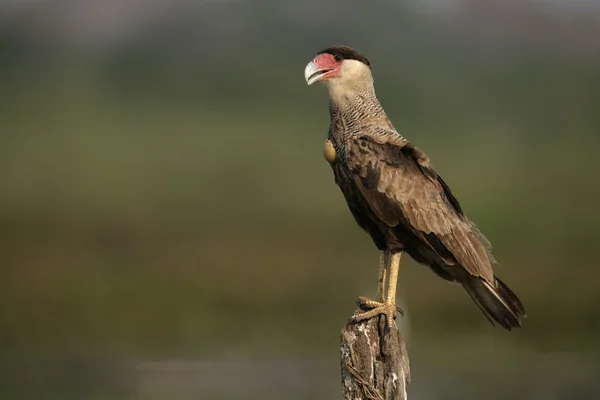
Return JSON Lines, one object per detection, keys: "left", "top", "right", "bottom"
{"left": 1, "top": 1, "right": 599, "bottom": 399}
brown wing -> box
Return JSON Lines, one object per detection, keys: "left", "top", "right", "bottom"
{"left": 345, "top": 135, "right": 495, "bottom": 282}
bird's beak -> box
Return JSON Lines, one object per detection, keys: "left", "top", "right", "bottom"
{"left": 305, "top": 61, "right": 331, "bottom": 85}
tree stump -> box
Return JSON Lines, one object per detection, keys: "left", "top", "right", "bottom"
{"left": 340, "top": 314, "right": 410, "bottom": 400}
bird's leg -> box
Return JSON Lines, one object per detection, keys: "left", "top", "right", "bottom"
{"left": 352, "top": 251, "right": 403, "bottom": 328}
{"left": 355, "top": 250, "right": 388, "bottom": 310}
{"left": 386, "top": 252, "right": 401, "bottom": 307}
{"left": 356, "top": 251, "right": 387, "bottom": 307}
{"left": 377, "top": 250, "right": 388, "bottom": 302}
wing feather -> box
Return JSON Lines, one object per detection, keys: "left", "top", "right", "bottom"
{"left": 345, "top": 135, "right": 494, "bottom": 282}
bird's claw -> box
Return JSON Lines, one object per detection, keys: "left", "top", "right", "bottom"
{"left": 350, "top": 296, "right": 403, "bottom": 327}
{"left": 356, "top": 296, "right": 404, "bottom": 317}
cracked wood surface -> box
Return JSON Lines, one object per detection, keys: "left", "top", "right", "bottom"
{"left": 341, "top": 315, "right": 410, "bottom": 400}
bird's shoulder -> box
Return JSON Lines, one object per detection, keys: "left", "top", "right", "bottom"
{"left": 344, "top": 132, "right": 433, "bottom": 182}
{"left": 344, "top": 132, "right": 465, "bottom": 220}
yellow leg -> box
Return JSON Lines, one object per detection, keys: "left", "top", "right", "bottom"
{"left": 386, "top": 252, "right": 401, "bottom": 305}
{"left": 377, "top": 250, "right": 388, "bottom": 302}
{"left": 352, "top": 251, "right": 403, "bottom": 328}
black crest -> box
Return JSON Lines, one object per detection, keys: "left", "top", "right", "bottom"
{"left": 317, "top": 46, "right": 371, "bottom": 68}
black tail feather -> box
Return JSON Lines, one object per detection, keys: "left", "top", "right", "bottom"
{"left": 495, "top": 276, "right": 527, "bottom": 317}
{"left": 464, "top": 276, "right": 526, "bottom": 330}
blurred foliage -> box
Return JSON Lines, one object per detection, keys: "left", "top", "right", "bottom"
{"left": 1, "top": 1, "right": 600, "bottom": 398}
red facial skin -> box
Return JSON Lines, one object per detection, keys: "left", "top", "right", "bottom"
{"left": 313, "top": 53, "right": 342, "bottom": 81}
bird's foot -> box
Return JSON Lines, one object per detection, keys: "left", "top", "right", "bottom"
{"left": 350, "top": 296, "right": 404, "bottom": 328}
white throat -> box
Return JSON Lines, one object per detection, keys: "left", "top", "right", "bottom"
{"left": 324, "top": 59, "right": 375, "bottom": 104}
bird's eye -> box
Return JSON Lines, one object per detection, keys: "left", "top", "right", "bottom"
{"left": 334, "top": 54, "right": 343, "bottom": 62}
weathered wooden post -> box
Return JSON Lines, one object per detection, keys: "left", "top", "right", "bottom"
{"left": 340, "top": 314, "right": 410, "bottom": 400}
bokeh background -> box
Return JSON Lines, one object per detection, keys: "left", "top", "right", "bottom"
{"left": 1, "top": 1, "right": 600, "bottom": 399}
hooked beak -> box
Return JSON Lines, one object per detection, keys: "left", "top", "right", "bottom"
{"left": 304, "top": 61, "right": 332, "bottom": 85}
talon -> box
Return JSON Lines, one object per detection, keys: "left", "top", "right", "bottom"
{"left": 350, "top": 296, "right": 398, "bottom": 327}
{"left": 396, "top": 306, "right": 404, "bottom": 317}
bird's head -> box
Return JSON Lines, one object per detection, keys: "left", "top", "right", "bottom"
{"left": 304, "top": 46, "right": 372, "bottom": 95}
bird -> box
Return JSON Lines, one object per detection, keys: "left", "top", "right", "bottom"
{"left": 304, "top": 46, "right": 526, "bottom": 330}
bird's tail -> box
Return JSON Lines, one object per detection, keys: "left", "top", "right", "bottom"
{"left": 463, "top": 275, "right": 527, "bottom": 330}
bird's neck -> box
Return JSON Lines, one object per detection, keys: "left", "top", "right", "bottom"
{"left": 326, "top": 81, "right": 392, "bottom": 142}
